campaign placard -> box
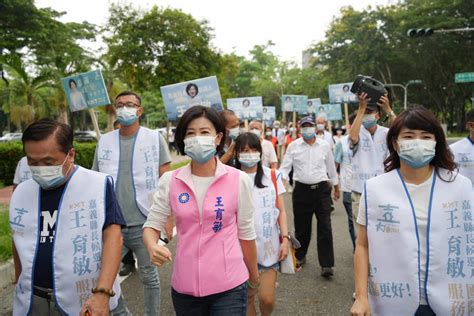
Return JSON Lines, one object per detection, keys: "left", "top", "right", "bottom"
{"left": 262, "top": 106, "right": 276, "bottom": 123}
{"left": 306, "top": 98, "right": 322, "bottom": 115}
{"left": 161, "top": 76, "right": 223, "bottom": 121}
{"left": 319, "top": 104, "right": 343, "bottom": 121}
{"left": 61, "top": 69, "right": 110, "bottom": 112}
{"left": 227, "top": 97, "right": 263, "bottom": 120}
{"left": 328, "top": 82, "right": 358, "bottom": 104}
{"left": 281, "top": 95, "right": 308, "bottom": 113}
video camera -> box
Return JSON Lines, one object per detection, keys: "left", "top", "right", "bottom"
{"left": 350, "top": 75, "right": 387, "bottom": 109}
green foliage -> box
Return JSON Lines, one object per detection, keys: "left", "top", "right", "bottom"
{"left": 0, "top": 142, "right": 97, "bottom": 186}
{"left": 0, "top": 208, "right": 12, "bottom": 262}
{"left": 104, "top": 4, "right": 221, "bottom": 91}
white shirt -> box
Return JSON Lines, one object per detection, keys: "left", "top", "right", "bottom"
{"left": 144, "top": 169, "right": 256, "bottom": 240}
{"left": 357, "top": 172, "right": 432, "bottom": 305}
{"left": 279, "top": 137, "right": 339, "bottom": 186}
{"left": 261, "top": 139, "right": 278, "bottom": 167}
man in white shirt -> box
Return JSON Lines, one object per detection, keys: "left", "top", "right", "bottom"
{"left": 249, "top": 120, "right": 278, "bottom": 168}
{"left": 349, "top": 92, "right": 395, "bottom": 220}
{"left": 450, "top": 109, "right": 474, "bottom": 189}
{"left": 315, "top": 115, "right": 334, "bottom": 150}
{"left": 280, "top": 116, "right": 340, "bottom": 278}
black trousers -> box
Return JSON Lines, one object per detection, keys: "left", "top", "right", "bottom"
{"left": 292, "top": 181, "right": 334, "bottom": 267}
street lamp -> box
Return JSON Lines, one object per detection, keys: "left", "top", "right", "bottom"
{"left": 385, "top": 80, "right": 422, "bottom": 110}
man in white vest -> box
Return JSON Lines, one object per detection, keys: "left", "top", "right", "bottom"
{"left": 92, "top": 91, "right": 171, "bottom": 315}
{"left": 349, "top": 92, "right": 396, "bottom": 220}
{"left": 450, "top": 108, "right": 474, "bottom": 190}
{"left": 13, "top": 156, "right": 31, "bottom": 190}
{"left": 11, "top": 118, "right": 125, "bottom": 315}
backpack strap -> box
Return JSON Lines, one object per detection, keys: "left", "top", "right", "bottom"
{"left": 271, "top": 168, "right": 278, "bottom": 208}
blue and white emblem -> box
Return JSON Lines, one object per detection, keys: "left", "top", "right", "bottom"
{"left": 178, "top": 192, "right": 190, "bottom": 204}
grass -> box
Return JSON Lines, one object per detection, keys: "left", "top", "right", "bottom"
{"left": 0, "top": 207, "right": 12, "bottom": 262}
{"left": 171, "top": 160, "right": 190, "bottom": 170}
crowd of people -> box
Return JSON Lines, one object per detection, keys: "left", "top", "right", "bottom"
{"left": 9, "top": 89, "right": 474, "bottom": 316}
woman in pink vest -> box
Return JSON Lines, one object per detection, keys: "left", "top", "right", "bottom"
{"left": 234, "top": 132, "right": 290, "bottom": 316}
{"left": 143, "top": 106, "right": 259, "bottom": 315}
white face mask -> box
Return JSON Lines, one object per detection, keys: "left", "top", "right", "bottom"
{"left": 184, "top": 135, "right": 217, "bottom": 164}
{"left": 250, "top": 129, "right": 261, "bottom": 137}
{"left": 316, "top": 124, "right": 325, "bottom": 131}
{"left": 239, "top": 152, "right": 261, "bottom": 168}
{"left": 29, "top": 153, "right": 73, "bottom": 189}
{"left": 116, "top": 106, "right": 138, "bottom": 126}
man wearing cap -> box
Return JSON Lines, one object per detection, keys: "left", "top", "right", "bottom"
{"left": 348, "top": 92, "right": 395, "bottom": 222}
{"left": 450, "top": 108, "right": 474, "bottom": 190}
{"left": 280, "top": 116, "right": 340, "bottom": 278}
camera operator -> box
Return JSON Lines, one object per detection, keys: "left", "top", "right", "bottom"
{"left": 349, "top": 92, "right": 396, "bottom": 222}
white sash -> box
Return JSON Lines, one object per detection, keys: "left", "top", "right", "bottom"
{"left": 339, "top": 136, "right": 353, "bottom": 193}
{"left": 97, "top": 127, "right": 160, "bottom": 216}
{"left": 10, "top": 167, "right": 120, "bottom": 315}
{"left": 253, "top": 167, "right": 281, "bottom": 267}
{"left": 351, "top": 125, "right": 388, "bottom": 193}
{"left": 17, "top": 156, "right": 32, "bottom": 183}
{"left": 450, "top": 137, "right": 474, "bottom": 190}
{"left": 365, "top": 168, "right": 473, "bottom": 316}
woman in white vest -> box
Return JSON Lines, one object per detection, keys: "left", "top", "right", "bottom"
{"left": 351, "top": 106, "right": 473, "bottom": 316}
{"left": 234, "top": 132, "right": 290, "bottom": 316}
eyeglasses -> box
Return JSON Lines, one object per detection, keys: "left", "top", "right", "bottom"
{"left": 115, "top": 102, "right": 140, "bottom": 108}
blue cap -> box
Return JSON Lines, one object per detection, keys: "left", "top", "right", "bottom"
{"left": 299, "top": 116, "right": 315, "bottom": 126}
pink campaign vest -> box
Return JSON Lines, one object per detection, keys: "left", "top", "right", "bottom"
{"left": 169, "top": 160, "right": 249, "bottom": 297}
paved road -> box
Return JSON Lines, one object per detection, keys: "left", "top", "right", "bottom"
{"left": 121, "top": 191, "right": 356, "bottom": 315}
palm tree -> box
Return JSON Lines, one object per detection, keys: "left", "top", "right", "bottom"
{"left": 0, "top": 53, "right": 55, "bottom": 130}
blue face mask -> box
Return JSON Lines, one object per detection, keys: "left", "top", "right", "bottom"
{"left": 228, "top": 127, "right": 240, "bottom": 141}
{"left": 184, "top": 136, "right": 217, "bottom": 164}
{"left": 238, "top": 153, "right": 260, "bottom": 168}
{"left": 29, "top": 154, "right": 73, "bottom": 189}
{"left": 117, "top": 106, "right": 138, "bottom": 126}
{"left": 301, "top": 127, "right": 316, "bottom": 140}
{"left": 362, "top": 114, "right": 377, "bottom": 129}
{"left": 398, "top": 139, "right": 436, "bottom": 169}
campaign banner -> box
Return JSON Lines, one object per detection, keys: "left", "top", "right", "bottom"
{"left": 61, "top": 69, "right": 110, "bottom": 112}
{"left": 328, "top": 82, "right": 358, "bottom": 104}
{"left": 281, "top": 95, "right": 308, "bottom": 113}
{"left": 306, "top": 98, "right": 322, "bottom": 115}
{"left": 319, "top": 104, "right": 343, "bottom": 121}
{"left": 262, "top": 106, "right": 276, "bottom": 123}
{"left": 227, "top": 96, "right": 263, "bottom": 120}
{"left": 160, "top": 76, "right": 223, "bottom": 121}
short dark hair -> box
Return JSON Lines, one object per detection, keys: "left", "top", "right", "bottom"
{"left": 22, "top": 118, "right": 73, "bottom": 154}
{"left": 220, "top": 110, "right": 237, "bottom": 126}
{"left": 186, "top": 83, "right": 199, "bottom": 96}
{"left": 467, "top": 109, "right": 474, "bottom": 123}
{"left": 384, "top": 105, "right": 456, "bottom": 181}
{"left": 175, "top": 106, "right": 226, "bottom": 155}
{"left": 234, "top": 132, "right": 266, "bottom": 189}
{"left": 115, "top": 91, "right": 141, "bottom": 105}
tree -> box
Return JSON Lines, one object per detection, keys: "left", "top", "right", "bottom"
{"left": 104, "top": 4, "right": 222, "bottom": 91}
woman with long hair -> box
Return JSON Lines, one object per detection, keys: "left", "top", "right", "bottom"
{"left": 351, "top": 105, "right": 473, "bottom": 316}
{"left": 234, "top": 132, "right": 290, "bottom": 316}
